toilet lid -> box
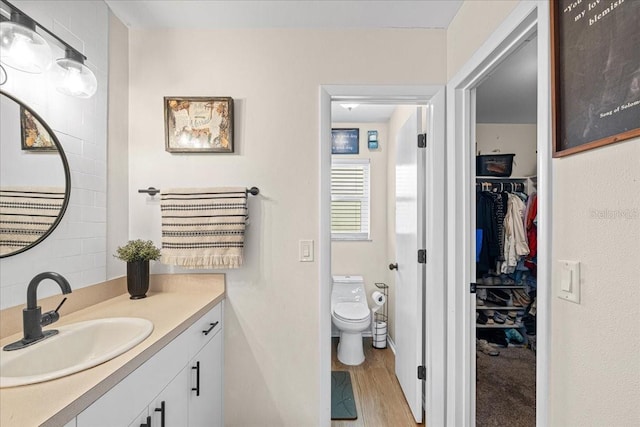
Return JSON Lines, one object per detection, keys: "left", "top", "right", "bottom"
{"left": 334, "top": 302, "right": 369, "bottom": 321}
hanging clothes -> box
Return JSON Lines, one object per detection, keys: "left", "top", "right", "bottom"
{"left": 500, "top": 193, "right": 530, "bottom": 274}
{"left": 524, "top": 192, "right": 538, "bottom": 275}
{"left": 476, "top": 192, "right": 500, "bottom": 274}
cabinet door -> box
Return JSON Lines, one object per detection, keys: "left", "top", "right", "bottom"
{"left": 148, "top": 367, "right": 189, "bottom": 427}
{"left": 188, "top": 329, "right": 223, "bottom": 427}
{"left": 128, "top": 408, "right": 149, "bottom": 427}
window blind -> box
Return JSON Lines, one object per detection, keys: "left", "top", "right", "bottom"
{"left": 331, "top": 159, "right": 370, "bottom": 240}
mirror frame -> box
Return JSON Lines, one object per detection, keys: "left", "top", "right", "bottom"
{"left": 0, "top": 90, "right": 71, "bottom": 258}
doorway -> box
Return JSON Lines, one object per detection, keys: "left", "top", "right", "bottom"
{"left": 474, "top": 34, "right": 538, "bottom": 427}
{"left": 319, "top": 85, "right": 446, "bottom": 426}
{"left": 445, "top": 2, "right": 551, "bottom": 426}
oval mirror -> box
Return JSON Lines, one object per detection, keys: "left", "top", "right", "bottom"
{"left": 0, "top": 90, "right": 70, "bottom": 258}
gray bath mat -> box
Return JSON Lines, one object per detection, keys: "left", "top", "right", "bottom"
{"left": 331, "top": 370, "right": 357, "bottom": 420}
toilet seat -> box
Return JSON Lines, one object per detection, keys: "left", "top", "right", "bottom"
{"left": 333, "top": 302, "right": 369, "bottom": 322}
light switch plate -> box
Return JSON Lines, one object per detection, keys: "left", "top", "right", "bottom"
{"left": 558, "top": 260, "right": 580, "bottom": 304}
{"left": 299, "top": 240, "right": 314, "bottom": 262}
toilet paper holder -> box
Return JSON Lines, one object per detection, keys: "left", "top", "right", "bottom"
{"left": 372, "top": 282, "right": 388, "bottom": 349}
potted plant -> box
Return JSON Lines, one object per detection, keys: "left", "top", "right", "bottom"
{"left": 114, "top": 239, "right": 161, "bottom": 299}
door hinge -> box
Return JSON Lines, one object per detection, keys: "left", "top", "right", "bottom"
{"left": 470, "top": 282, "right": 477, "bottom": 294}
{"left": 417, "top": 365, "right": 426, "bottom": 380}
{"left": 417, "top": 133, "right": 427, "bottom": 148}
{"left": 418, "top": 249, "right": 427, "bottom": 264}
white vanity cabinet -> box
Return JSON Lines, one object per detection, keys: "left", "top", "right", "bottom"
{"left": 76, "top": 302, "right": 223, "bottom": 427}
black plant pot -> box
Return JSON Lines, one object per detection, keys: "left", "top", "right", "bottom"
{"left": 127, "top": 260, "right": 149, "bottom": 299}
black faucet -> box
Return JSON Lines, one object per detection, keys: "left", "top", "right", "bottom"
{"left": 3, "top": 272, "right": 72, "bottom": 351}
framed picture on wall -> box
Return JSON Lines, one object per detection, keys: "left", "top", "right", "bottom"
{"left": 164, "top": 96, "right": 234, "bottom": 153}
{"left": 331, "top": 128, "right": 359, "bottom": 154}
{"left": 20, "top": 107, "right": 56, "bottom": 151}
{"left": 550, "top": 0, "right": 640, "bottom": 157}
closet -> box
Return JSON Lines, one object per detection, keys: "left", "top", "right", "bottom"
{"left": 475, "top": 176, "right": 538, "bottom": 349}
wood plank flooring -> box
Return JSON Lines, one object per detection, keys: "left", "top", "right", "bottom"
{"left": 331, "top": 337, "right": 423, "bottom": 427}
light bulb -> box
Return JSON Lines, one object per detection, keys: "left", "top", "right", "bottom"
{"left": 0, "top": 15, "right": 52, "bottom": 74}
{"left": 54, "top": 49, "right": 97, "bottom": 98}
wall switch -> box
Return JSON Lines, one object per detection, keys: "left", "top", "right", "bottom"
{"left": 299, "top": 240, "right": 314, "bottom": 262}
{"left": 558, "top": 260, "right": 580, "bottom": 304}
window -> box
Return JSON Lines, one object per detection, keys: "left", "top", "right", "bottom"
{"left": 331, "top": 159, "right": 370, "bottom": 240}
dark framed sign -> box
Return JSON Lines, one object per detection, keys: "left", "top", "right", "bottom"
{"left": 331, "top": 128, "right": 359, "bottom": 154}
{"left": 551, "top": 0, "right": 640, "bottom": 157}
{"left": 164, "top": 96, "right": 233, "bottom": 153}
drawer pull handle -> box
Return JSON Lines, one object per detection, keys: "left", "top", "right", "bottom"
{"left": 192, "top": 361, "right": 200, "bottom": 396}
{"left": 140, "top": 415, "right": 151, "bottom": 427}
{"left": 154, "top": 401, "right": 165, "bottom": 427}
{"left": 202, "top": 321, "right": 219, "bottom": 336}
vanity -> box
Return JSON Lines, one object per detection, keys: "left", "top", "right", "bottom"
{"left": 0, "top": 274, "right": 225, "bottom": 427}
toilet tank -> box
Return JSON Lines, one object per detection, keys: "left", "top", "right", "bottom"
{"left": 331, "top": 275, "right": 365, "bottom": 302}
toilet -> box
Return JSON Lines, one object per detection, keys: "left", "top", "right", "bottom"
{"left": 331, "top": 275, "right": 371, "bottom": 365}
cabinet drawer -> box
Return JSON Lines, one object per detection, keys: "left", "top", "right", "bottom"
{"left": 184, "top": 301, "right": 223, "bottom": 360}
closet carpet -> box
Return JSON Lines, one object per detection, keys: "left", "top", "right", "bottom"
{"left": 331, "top": 337, "right": 421, "bottom": 427}
{"left": 476, "top": 346, "right": 536, "bottom": 427}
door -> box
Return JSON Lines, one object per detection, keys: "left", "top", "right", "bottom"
{"left": 189, "top": 329, "right": 223, "bottom": 427}
{"left": 393, "top": 108, "right": 425, "bottom": 423}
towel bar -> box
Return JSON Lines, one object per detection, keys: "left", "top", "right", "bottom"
{"left": 138, "top": 187, "right": 259, "bottom": 197}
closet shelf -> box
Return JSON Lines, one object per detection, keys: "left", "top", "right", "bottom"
{"left": 475, "top": 285, "right": 526, "bottom": 289}
{"left": 477, "top": 323, "right": 524, "bottom": 329}
{"left": 477, "top": 305, "right": 526, "bottom": 310}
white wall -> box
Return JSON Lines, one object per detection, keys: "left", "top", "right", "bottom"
{"left": 330, "top": 122, "right": 390, "bottom": 332}
{"left": 0, "top": 0, "right": 109, "bottom": 309}
{"left": 476, "top": 123, "right": 537, "bottom": 177}
{"left": 107, "top": 12, "right": 129, "bottom": 279}
{"left": 550, "top": 139, "right": 640, "bottom": 426}
{"left": 127, "top": 28, "right": 446, "bottom": 426}
{"left": 449, "top": 1, "right": 640, "bottom": 425}
{"left": 446, "top": 0, "right": 520, "bottom": 80}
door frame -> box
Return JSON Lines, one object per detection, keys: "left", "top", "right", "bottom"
{"left": 319, "top": 85, "right": 446, "bottom": 426}
{"left": 445, "top": 2, "right": 551, "bottom": 426}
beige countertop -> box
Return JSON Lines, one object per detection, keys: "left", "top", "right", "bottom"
{"left": 0, "top": 273, "right": 225, "bottom": 427}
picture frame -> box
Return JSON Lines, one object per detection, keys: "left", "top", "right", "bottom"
{"left": 367, "top": 130, "right": 379, "bottom": 150}
{"left": 20, "top": 107, "right": 56, "bottom": 151}
{"left": 164, "top": 96, "right": 234, "bottom": 153}
{"left": 331, "top": 128, "right": 359, "bottom": 155}
{"left": 550, "top": 0, "right": 640, "bottom": 157}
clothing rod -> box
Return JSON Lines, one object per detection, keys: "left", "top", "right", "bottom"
{"left": 138, "top": 187, "right": 259, "bottom": 197}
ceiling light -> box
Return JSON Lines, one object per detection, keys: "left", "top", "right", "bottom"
{"left": 340, "top": 103, "right": 359, "bottom": 111}
{"left": 54, "top": 48, "right": 97, "bottom": 98}
{"left": 0, "top": 12, "right": 52, "bottom": 74}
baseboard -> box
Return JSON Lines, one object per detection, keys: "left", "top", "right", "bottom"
{"left": 387, "top": 336, "right": 397, "bottom": 355}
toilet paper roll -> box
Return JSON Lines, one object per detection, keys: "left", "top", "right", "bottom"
{"left": 372, "top": 321, "right": 388, "bottom": 349}
{"left": 372, "top": 321, "right": 387, "bottom": 333}
{"left": 371, "top": 291, "right": 386, "bottom": 306}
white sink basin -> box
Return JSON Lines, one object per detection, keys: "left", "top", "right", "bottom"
{"left": 0, "top": 317, "right": 153, "bottom": 388}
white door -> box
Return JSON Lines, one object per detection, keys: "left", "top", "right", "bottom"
{"left": 393, "top": 108, "right": 425, "bottom": 423}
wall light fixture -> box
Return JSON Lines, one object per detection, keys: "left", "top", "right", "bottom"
{"left": 0, "top": 0, "right": 97, "bottom": 98}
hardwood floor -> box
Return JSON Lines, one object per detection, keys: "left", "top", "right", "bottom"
{"left": 331, "top": 337, "right": 422, "bottom": 427}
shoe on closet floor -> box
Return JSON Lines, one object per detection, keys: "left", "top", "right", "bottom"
{"left": 505, "top": 328, "right": 524, "bottom": 344}
{"left": 477, "top": 339, "right": 499, "bottom": 356}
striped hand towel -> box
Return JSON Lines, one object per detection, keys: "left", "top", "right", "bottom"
{"left": 0, "top": 186, "right": 65, "bottom": 255}
{"left": 160, "top": 187, "right": 247, "bottom": 269}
